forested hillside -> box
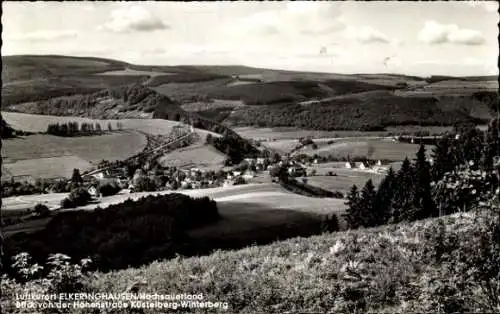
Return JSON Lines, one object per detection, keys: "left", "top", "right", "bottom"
{"left": 5, "top": 84, "right": 182, "bottom": 119}
{"left": 226, "top": 96, "right": 485, "bottom": 131}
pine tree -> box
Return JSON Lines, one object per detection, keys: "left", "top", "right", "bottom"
{"left": 372, "top": 167, "right": 396, "bottom": 226}
{"left": 431, "top": 135, "right": 454, "bottom": 182}
{"left": 391, "top": 157, "right": 414, "bottom": 223}
{"left": 71, "top": 168, "right": 83, "bottom": 185}
{"left": 411, "top": 144, "right": 436, "bottom": 221}
{"left": 343, "top": 185, "right": 361, "bottom": 229}
{"left": 358, "top": 179, "right": 377, "bottom": 227}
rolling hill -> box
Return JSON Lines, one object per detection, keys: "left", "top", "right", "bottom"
{"left": 2, "top": 55, "right": 497, "bottom": 133}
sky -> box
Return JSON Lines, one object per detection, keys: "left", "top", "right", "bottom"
{"left": 2, "top": 1, "right": 499, "bottom": 77}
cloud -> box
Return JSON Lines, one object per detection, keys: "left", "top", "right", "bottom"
{"left": 344, "top": 26, "right": 391, "bottom": 44}
{"left": 239, "top": 2, "right": 346, "bottom": 37}
{"left": 6, "top": 30, "right": 79, "bottom": 42}
{"left": 418, "top": 20, "right": 485, "bottom": 45}
{"left": 101, "top": 6, "right": 169, "bottom": 33}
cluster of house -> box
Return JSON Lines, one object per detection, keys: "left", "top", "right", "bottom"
{"left": 344, "top": 160, "right": 389, "bottom": 174}
{"left": 83, "top": 161, "right": 265, "bottom": 195}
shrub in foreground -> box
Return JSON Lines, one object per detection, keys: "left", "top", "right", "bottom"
{"left": 1, "top": 253, "right": 92, "bottom": 314}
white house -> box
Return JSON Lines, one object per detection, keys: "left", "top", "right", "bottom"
{"left": 92, "top": 172, "right": 105, "bottom": 180}
{"left": 358, "top": 162, "right": 367, "bottom": 170}
{"left": 256, "top": 158, "right": 265, "bottom": 164}
{"left": 233, "top": 171, "right": 242, "bottom": 177}
{"left": 345, "top": 162, "right": 352, "bottom": 169}
{"left": 376, "top": 160, "right": 382, "bottom": 167}
{"left": 243, "top": 171, "right": 256, "bottom": 180}
{"left": 313, "top": 159, "right": 318, "bottom": 164}
{"left": 88, "top": 185, "right": 99, "bottom": 197}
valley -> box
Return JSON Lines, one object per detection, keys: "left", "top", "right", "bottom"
{"left": 1, "top": 55, "right": 498, "bottom": 302}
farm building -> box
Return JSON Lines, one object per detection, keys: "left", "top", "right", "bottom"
{"left": 357, "top": 162, "right": 367, "bottom": 170}
{"left": 243, "top": 170, "right": 256, "bottom": 180}
{"left": 345, "top": 162, "right": 352, "bottom": 169}
{"left": 87, "top": 185, "right": 99, "bottom": 197}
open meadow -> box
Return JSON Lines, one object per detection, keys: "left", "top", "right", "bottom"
{"left": 3, "top": 183, "right": 347, "bottom": 241}
{"left": 235, "top": 125, "right": 456, "bottom": 141}
{"left": 95, "top": 68, "right": 173, "bottom": 76}
{"left": 302, "top": 172, "right": 385, "bottom": 194}
{"left": 2, "top": 131, "right": 147, "bottom": 179}
{"left": 158, "top": 142, "right": 227, "bottom": 170}
{"left": 297, "top": 138, "right": 432, "bottom": 161}
{"left": 1, "top": 111, "right": 218, "bottom": 137}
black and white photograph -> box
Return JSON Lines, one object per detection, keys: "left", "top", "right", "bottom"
{"left": 1, "top": 1, "right": 499, "bottom": 313}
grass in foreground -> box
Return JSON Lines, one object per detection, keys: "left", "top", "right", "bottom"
{"left": 3, "top": 203, "right": 498, "bottom": 313}
{"left": 85, "top": 203, "right": 499, "bottom": 313}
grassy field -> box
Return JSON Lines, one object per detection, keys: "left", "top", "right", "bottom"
{"left": 297, "top": 139, "right": 431, "bottom": 161}
{"left": 2, "top": 131, "right": 147, "bottom": 179}
{"left": 82, "top": 207, "right": 497, "bottom": 314}
{"left": 2, "top": 156, "right": 93, "bottom": 180}
{"left": 151, "top": 78, "right": 233, "bottom": 102}
{"left": 3, "top": 183, "right": 346, "bottom": 241}
{"left": 261, "top": 139, "right": 300, "bottom": 154}
{"left": 302, "top": 172, "right": 385, "bottom": 194}
{"left": 158, "top": 142, "right": 227, "bottom": 170}
{"left": 1, "top": 111, "right": 217, "bottom": 137}
{"left": 234, "top": 125, "right": 454, "bottom": 141}
{"left": 2, "top": 132, "right": 147, "bottom": 163}
{"left": 181, "top": 99, "right": 245, "bottom": 112}
{"left": 95, "top": 68, "right": 173, "bottom": 76}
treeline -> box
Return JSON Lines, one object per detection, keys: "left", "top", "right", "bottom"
{"left": 145, "top": 73, "right": 229, "bottom": 87}
{"left": 5, "top": 84, "right": 179, "bottom": 118}
{"left": 206, "top": 131, "right": 262, "bottom": 165}
{"left": 3, "top": 193, "right": 219, "bottom": 273}
{"left": 344, "top": 121, "right": 499, "bottom": 229}
{"left": 2, "top": 87, "right": 102, "bottom": 109}
{"left": 46, "top": 121, "right": 119, "bottom": 137}
{"left": 282, "top": 178, "right": 344, "bottom": 199}
{"left": 228, "top": 95, "right": 482, "bottom": 131}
